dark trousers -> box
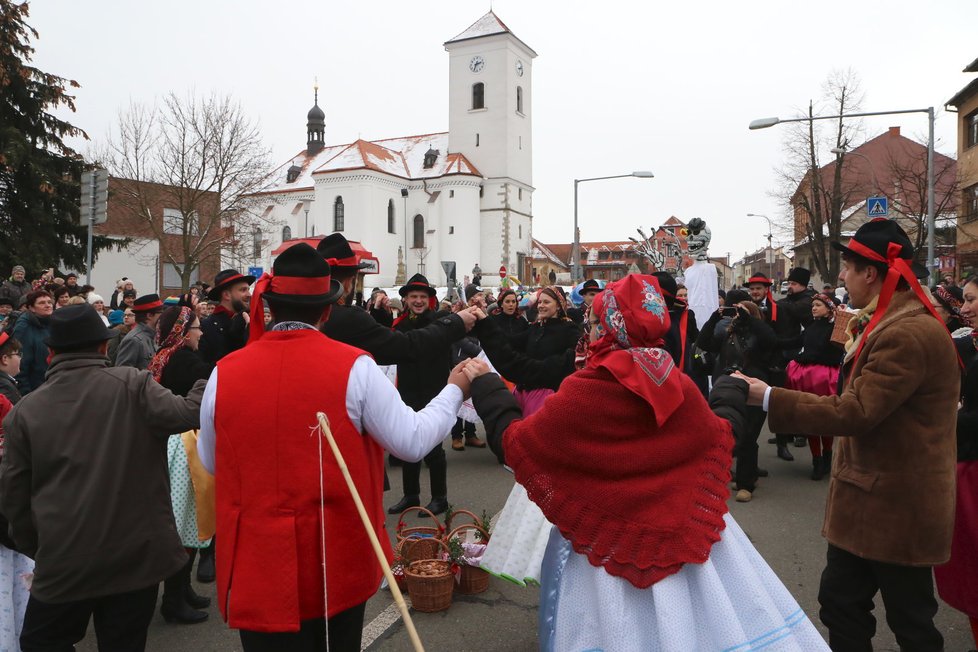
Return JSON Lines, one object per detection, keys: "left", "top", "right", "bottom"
{"left": 451, "top": 417, "right": 476, "bottom": 441}
{"left": 402, "top": 443, "right": 447, "bottom": 497}
{"left": 818, "top": 544, "right": 943, "bottom": 652}
{"left": 239, "top": 602, "right": 366, "bottom": 652}
{"left": 20, "top": 584, "right": 158, "bottom": 652}
{"left": 734, "top": 406, "right": 766, "bottom": 491}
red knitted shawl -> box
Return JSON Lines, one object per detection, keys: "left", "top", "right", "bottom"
{"left": 504, "top": 366, "right": 733, "bottom": 589}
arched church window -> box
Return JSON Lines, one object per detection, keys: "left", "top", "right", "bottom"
{"left": 334, "top": 196, "right": 344, "bottom": 232}
{"left": 516, "top": 86, "right": 523, "bottom": 113}
{"left": 472, "top": 83, "right": 485, "bottom": 110}
{"left": 413, "top": 215, "right": 425, "bottom": 249}
{"left": 282, "top": 225, "right": 292, "bottom": 242}
{"left": 388, "top": 199, "right": 395, "bottom": 234}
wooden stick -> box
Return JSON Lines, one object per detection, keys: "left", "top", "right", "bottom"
{"left": 316, "top": 412, "right": 424, "bottom": 652}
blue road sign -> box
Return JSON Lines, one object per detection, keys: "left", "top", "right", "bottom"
{"left": 867, "top": 196, "right": 888, "bottom": 217}
{"left": 248, "top": 266, "right": 264, "bottom": 278}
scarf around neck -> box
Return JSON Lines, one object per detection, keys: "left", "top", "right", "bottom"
{"left": 148, "top": 307, "right": 194, "bottom": 383}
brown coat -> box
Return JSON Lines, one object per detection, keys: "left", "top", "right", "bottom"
{"left": 768, "top": 290, "right": 958, "bottom": 566}
{"left": 0, "top": 353, "right": 206, "bottom": 603}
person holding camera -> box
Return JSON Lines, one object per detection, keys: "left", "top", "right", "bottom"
{"left": 696, "top": 289, "right": 777, "bottom": 502}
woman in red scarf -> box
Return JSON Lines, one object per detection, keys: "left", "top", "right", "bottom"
{"left": 148, "top": 306, "right": 214, "bottom": 625}
{"left": 466, "top": 274, "right": 828, "bottom": 651}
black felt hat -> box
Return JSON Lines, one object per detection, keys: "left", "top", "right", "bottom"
{"left": 787, "top": 267, "right": 811, "bottom": 286}
{"left": 45, "top": 304, "right": 113, "bottom": 349}
{"left": 744, "top": 273, "right": 773, "bottom": 287}
{"left": 263, "top": 243, "right": 344, "bottom": 307}
{"left": 316, "top": 233, "right": 371, "bottom": 271}
{"left": 464, "top": 284, "right": 483, "bottom": 302}
{"left": 652, "top": 272, "right": 678, "bottom": 299}
{"left": 399, "top": 273, "right": 436, "bottom": 298}
{"left": 207, "top": 269, "right": 256, "bottom": 301}
{"left": 832, "top": 218, "right": 913, "bottom": 262}
{"left": 132, "top": 294, "right": 164, "bottom": 313}
{"left": 579, "top": 279, "right": 602, "bottom": 296}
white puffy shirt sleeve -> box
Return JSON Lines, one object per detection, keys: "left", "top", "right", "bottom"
{"left": 346, "top": 355, "right": 461, "bottom": 462}
{"left": 197, "top": 367, "right": 219, "bottom": 474}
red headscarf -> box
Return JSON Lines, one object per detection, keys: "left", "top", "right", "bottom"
{"left": 588, "top": 275, "right": 683, "bottom": 427}
{"left": 147, "top": 306, "right": 194, "bottom": 383}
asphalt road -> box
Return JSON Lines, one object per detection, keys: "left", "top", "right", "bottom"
{"left": 77, "top": 425, "right": 972, "bottom": 651}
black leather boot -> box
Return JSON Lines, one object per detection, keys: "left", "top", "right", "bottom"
{"left": 161, "top": 570, "right": 209, "bottom": 624}
{"left": 425, "top": 496, "right": 449, "bottom": 516}
{"left": 388, "top": 494, "right": 420, "bottom": 514}
{"left": 811, "top": 456, "right": 825, "bottom": 481}
{"left": 180, "top": 552, "right": 210, "bottom": 609}
{"left": 196, "top": 539, "right": 215, "bottom": 584}
{"left": 776, "top": 445, "right": 794, "bottom": 461}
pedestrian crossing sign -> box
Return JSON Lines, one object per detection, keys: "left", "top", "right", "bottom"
{"left": 867, "top": 196, "right": 888, "bottom": 217}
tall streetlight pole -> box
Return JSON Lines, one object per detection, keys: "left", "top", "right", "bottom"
{"left": 573, "top": 171, "right": 654, "bottom": 282}
{"left": 749, "top": 107, "right": 936, "bottom": 283}
{"left": 746, "top": 213, "right": 775, "bottom": 280}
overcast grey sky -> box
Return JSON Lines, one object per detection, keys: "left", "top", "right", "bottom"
{"left": 27, "top": 0, "right": 978, "bottom": 263}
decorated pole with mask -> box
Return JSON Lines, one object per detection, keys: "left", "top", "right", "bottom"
{"left": 681, "top": 218, "right": 720, "bottom": 331}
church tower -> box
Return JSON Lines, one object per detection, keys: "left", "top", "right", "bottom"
{"left": 306, "top": 84, "right": 325, "bottom": 155}
{"left": 445, "top": 12, "right": 536, "bottom": 278}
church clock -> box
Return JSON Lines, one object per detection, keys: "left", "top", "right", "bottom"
{"left": 515, "top": 59, "right": 524, "bottom": 77}
{"left": 469, "top": 56, "right": 485, "bottom": 73}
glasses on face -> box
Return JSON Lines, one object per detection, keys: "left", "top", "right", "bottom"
{"left": 124, "top": 313, "right": 135, "bottom": 319}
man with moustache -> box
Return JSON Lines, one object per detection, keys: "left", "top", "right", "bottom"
{"left": 199, "top": 269, "right": 255, "bottom": 367}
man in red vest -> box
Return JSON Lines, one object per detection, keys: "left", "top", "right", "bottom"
{"left": 197, "top": 243, "right": 472, "bottom": 650}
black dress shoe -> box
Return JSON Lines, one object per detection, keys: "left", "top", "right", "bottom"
{"left": 424, "top": 497, "right": 449, "bottom": 516}
{"left": 776, "top": 445, "right": 795, "bottom": 461}
{"left": 160, "top": 600, "right": 208, "bottom": 625}
{"left": 388, "top": 494, "right": 420, "bottom": 515}
{"left": 793, "top": 436, "right": 807, "bottom": 448}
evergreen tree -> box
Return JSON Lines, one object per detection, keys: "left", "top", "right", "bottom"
{"left": 0, "top": 1, "right": 113, "bottom": 279}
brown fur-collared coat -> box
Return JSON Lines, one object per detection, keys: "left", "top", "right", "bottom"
{"left": 768, "top": 290, "right": 958, "bottom": 566}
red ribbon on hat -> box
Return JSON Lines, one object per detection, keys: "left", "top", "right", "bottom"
{"left": 248, "top": 273, "right": 333, "bottom": 343}
{"left": 326, "top": 255, "right": 359, "bottom": 268}
{"left": 845, "top": 239, "right": 959, "bottom": 368}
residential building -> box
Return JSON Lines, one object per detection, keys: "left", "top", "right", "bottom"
{"left": 81, "top": 177, "right": 225, "bottom": 297}
{"left": 790, "top": 126, "right": 957, "bottom": 288}
{"left": 947, "top": 56, "right": 978, "bottom": 275}
{"left": 248, "top": 11, "right": 535, "bottom": 287}
{"left": 733, "top": 246, "right": 791, "bottom": 288}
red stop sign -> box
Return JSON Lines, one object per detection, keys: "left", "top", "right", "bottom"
{"left": 499, "top": 265, "right": 507, "bottom": 277}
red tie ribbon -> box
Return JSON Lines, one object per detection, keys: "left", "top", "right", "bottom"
{"left": 845, "top": 240, "right": 958, "bottom": 368}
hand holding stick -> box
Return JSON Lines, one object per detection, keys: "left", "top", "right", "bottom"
{"left": 315, "top": 413, "right": 425, "bottom": 652}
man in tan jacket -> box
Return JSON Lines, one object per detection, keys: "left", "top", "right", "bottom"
{"left": 735, "top": 219, "right": 958, "bottom": 652}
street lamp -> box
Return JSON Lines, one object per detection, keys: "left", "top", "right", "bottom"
{"left": 829, "top": 147, "right": 881, "bottom": 195}
{"left": 746, "top": 213, "right": 775, "bottom": 280}
{"left": 749, "top": 106, "right": 936, "bottom": 283}
{"left": 573, "top": 171, "right": 654, "bottom": 282}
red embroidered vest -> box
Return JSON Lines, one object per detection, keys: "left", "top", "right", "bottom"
{"left": 213, "top": 330, "right": 389, "bottom": 632}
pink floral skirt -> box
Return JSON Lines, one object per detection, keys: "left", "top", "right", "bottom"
{"left": 512, "top": 387, "right": 554, "bottom": 416}
{"left": 785, "top": 360, "right": 839, "bottom": 396}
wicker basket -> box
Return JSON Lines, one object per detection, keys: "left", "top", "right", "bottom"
{"left": 830, "top": 308, "right": 856, "bottom": 346}
{"left": 395, "top": 506, "right": 445, "bottom": 562}
{"left": 404, "top": 540, "right": 454, "bottom": 612}
{"left": 448, "top": 524, "right": 490, "bottom": 595}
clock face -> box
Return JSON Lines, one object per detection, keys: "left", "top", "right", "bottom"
{"left": 515, "top": 59, "right": 524, "bottom": 77}
{"left": 469, "top": 56, "right": 485, "bottom": 73}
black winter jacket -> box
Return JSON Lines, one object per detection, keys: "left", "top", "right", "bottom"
{"left": 475, "top": 317, "right": 579, "bottom": 392}
{"left": 793, "top": 318, "right": 843, "bottom": 368}
{"left": 954, "top": 335, "right": 978, "bottom": 462}
{"left": 199, "top": 310, "right": 248, "bottom": 367}
{"left": 393, "top": 310, "right": 453, "bottom": 409}
{"left": 696, "top": 309, "right": 778, "bottom": 383}
{"left": 322, "top": 303, "right": 464, "bottom": 367}
{"left": 160, "top": 348, "right": 211, "bottom": 398}
{"left": 488, "top": 311, "right": 529, "bottom": 340}
{"left": 774, "top": 289, "right": 815, "bottom": 358}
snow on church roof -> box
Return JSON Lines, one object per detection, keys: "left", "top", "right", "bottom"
{"left": 258, "top": 133, "right": 482, "bottom": 195}
{"left": 445, "top": 11, "right": 511, "bottom": 43}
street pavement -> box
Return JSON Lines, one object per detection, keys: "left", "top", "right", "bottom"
{"left": 78, "top": 425, "right": 972, "bottom": 651}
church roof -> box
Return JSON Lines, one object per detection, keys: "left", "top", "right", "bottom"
{"left": 258, "top": 132, "right": 482, "bottom": 194}
{"left": 444, "top": 11, "right": 537, "bottom": 55}
{"left": 446, "top": 11, "right": 511, "bottom": 44}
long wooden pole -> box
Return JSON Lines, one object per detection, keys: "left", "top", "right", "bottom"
{"left": 316, "top": 412, "right": 424, "bottom": 652}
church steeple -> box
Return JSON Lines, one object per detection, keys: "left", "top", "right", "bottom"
{"left": 306, "top": 81, "right": 325, "bottom": 155}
